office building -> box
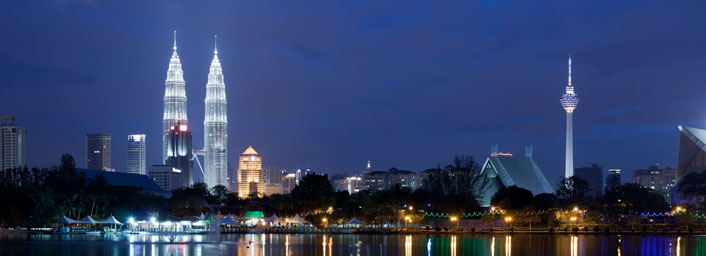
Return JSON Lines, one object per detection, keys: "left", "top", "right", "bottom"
{"left": 127, "top": 134, "right": 146, "bottom": 175}
{"left": 282, "top": 173, "right": 297, "bottom": 194}
{"left": 386, "top": 168, "right": 419, "bottom": 190}
{"left": 575, "top": 164, "right": 603, "bottom": 197}
{"left": 165, "top": 122, "right": 193, "bottom": 188}
{"left": 264, "top": 183, "right": 281, "bottom": 196}
{"left": 0, "top": 116, "right": 26, "bottom": 171}
{"left": 606, "top": 169, "right": 621, "bottom": 191}
{"left": 363, "top": 171, "right": 387, "bottom": 191}
{"left": 633, "top": 165, "right": 676, "bottom": 194}
{"left": 263, "top": 166, "right": 284, "bottom": 184}
{"left": 333, "top": 176, "right": 363, "bottom": 194}
{"left": 237, "top": 146, "right": 263, "bottom": 198}
{"left": 86, "top": 133, "right": 112, "bottom": 171}
{"left": 148, "top": 165, "right": 184, "bottom": 191}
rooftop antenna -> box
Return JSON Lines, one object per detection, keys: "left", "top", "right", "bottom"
{"left": 568, "top": 55, "right": 572, "bottom": 87}
{"left": 214, "top": 35, "right": 218, "bottom": 55}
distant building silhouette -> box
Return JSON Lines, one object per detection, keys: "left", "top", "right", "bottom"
{"left": 575, "top": 164, "right": 603, "bottom": 197}
{"left": 605, "top": 169, "right": 621, "bottom": 191}
{"left": 0, "top": 115, "right": 26, "bottom": 171}
{"left": 127, "top": 134, "right": 146, "bottom": 175}
{"left": 86, "top": 133, "right": 112, "bottom": 171}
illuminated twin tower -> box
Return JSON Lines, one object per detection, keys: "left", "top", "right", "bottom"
{"left": 162, "top": 31, "right": 228, "bottom": 188}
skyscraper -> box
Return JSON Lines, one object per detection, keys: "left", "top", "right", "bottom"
{"left": 0, "top": 116, "right": 26, "bottom": 171}
{"left": 86, "top": 133, "right": 111, "bottom": 171}
{"left": 606, "top": 169, "right": 621, "bottom": 191}
{"left": 263, "top": 166, "right": 284, "bottom": 184}
{"left": 560, "top": 56, "right": 579, "bottom": 178}
{"left": 127, "top": 134, "right": 146, "bottom": 175}
{"left": 237, "top": 146, "right": 263, "bottom": 198}
{"left": 163, "top": 31, "right": 188, "bottom": 163}
{"left": 575, "top": 164, "right": 603, "bottom": 197}
{"left": 166, "top": 122, "right": 193, "bottom": 188}
{"left": 203, "top": 36, "right": 228, "bottom": 188}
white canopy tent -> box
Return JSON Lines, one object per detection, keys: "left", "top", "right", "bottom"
{"left": 57, "top": 216, "right": 79, "bottom": 224}
{"left": 79, "top": 216, "right": 99, "bottom": 224}
{"left": 344, "top": 218, "right": 364, "bottom": 228}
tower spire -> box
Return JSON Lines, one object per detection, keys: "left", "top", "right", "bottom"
{"left": 173, "top": 30, "right": 177, "bottom": 51}
{"left": 214, "top": 35, "right": 218, "bottom": 55}
{"left": 568, "top": 55, "right": 572, "bottom": 87}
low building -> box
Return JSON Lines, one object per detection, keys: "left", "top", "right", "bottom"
{"left": 75, "top": 168, "right": 167, "bottom": 197}
{"left": 633, "top": 165, "right": 676, "bottom": 194}
{"left": 574, "top": 164, "right": 603, "bottom": 197}
{"left": 333, "top": 176, "right": 363, "bottom": 194}
{"left": 606, "top": 169, "right": 621, "bottom": 191}
{"left": 363, "top": 171, "right": 387, "bottom": 191}
{"left": 148, "top": 165, "right": 184, "bottom": 192}
{"left": 264, "top": 183, "right": 282, "bottom": 196}
{"left": 386, "top": 168, "right": 418, "bottom": 190}
{"left": 474, "top": 152, "right": 554, "bottom": 207}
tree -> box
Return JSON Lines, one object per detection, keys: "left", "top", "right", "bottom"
{"left": 677, "top": 171, "right": 706, "bottom": 208}
{"left": 291, "top": 174, "right": 335, "bottom": 215}
{"left": 556, "top": 176, "right": 590, "bottom": 205}
{"left": 491, "top": 185, "right": 534, "bottom": 211}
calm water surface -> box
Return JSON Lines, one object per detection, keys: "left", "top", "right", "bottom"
{"left": 0, "top": 233, "right": 704, "bottom": 255}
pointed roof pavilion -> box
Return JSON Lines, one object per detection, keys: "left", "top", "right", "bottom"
{"left": 243, "top": 146, "right": 258, "bottom": 155}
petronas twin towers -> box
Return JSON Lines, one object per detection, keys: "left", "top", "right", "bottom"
{"left": 162, "top": 31, "right": 228, "bottom": 188}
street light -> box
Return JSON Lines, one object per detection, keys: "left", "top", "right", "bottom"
{"left": 450, "top": 216, "right": 459, "bottom": 230}
{"left": 504, "top": 216, "right": 513, "bottom": 229}
{"left": 572, "top": 206, "right": 579, "bottom": 212}
{"left": 409, "top": 206, "right": 414, "bottom": 211}
{"left": 570, "top": 216, "right": 577, "bottom": 231}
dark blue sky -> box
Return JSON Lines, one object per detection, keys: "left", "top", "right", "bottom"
{"left": 1, "top": 0, "right": 705, "bottom": 183}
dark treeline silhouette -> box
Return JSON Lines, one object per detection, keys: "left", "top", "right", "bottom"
{"left": 0, "top": 154, "right": 680, "bottom": 229}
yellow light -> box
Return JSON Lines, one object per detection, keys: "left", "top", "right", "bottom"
{"left": 450, "top": 216, "right": 458, "bottom": 221}
{"left": 490, "top": 206, "right": 496, "bottom": 212}
{"left": 570, "top": 216, "right": 577, "bottom": 221}
{"left": 322, "top": 218, "right": 327, "bottom": 223}
{"left": 404, "top": 216, "right": 411, "bottom": 221}
{"left": 572, "top": 206, "right": 579, "bottom": 212}
{"left": 504, "top": 216, "right": 512, "bottom": 222}
{"left": 409, "top": 206, "right": 413, "bottom": 211}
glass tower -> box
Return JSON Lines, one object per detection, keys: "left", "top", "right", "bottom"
{"left": 127, "top": 134, "right": 146, "bottom": 175}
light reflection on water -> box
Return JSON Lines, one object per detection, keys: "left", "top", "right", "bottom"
{"left": 0, "top": 233, "right": 700, "bottom": 255}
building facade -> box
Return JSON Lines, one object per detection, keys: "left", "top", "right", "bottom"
{"left": 333, "top": 176, "right": 363, "bottom": 194}
{"left": 237, "top": 146, "right": 264, "bottom": 198}
{"left": 148, "top": 165, "right": 184, "bottom": 191}
{"left": 162, "top": 31, "right": 188, "bottom": 163}
{"left": 606, "top": 169, "right": 621, "bottom": 191}
{"left": 86, "top": 133, "right": 112, "bottom": 171}
{"left": 263, "top": 166, "right": 284, "bottom": 184}
{"left": 574, "top": 164, "right": 603, "bottom": 197}
{"left": 127, "top": 134, "right": 146, "bottom": 175}
{"left": 165, "top": 122, "right": 193, "bottom": 188}
{"left": 560, "top": 56, "right": 579, "bottom": 178}
{"left": 203, "top": 38, "right": 228, "bottom": 189}
{"left": 282, "top": 173, "right": 297, "bottom": 194}
{"left": 676, "top": 126, "right": 706, "bottom": 183}
{"left": 386, "top": 168, "right": 418, "bottom": 190}
{"left": 363, "top": 171, "right": 387, "bottom": 191}
{"left": 0, "top": 116, "right": 26, "bottom": 171}
{"left": 632, "top": 165, "right": 676, "bottom": 194}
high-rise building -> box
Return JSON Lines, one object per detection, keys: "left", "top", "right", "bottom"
{"left": 163, "top": 31, "right": 188, "bottom": 163}
{"left": 227, "top": 162, "right": 237, "bottom": 192}
{"left": 632, "top": 165, "right": 676, "bottom": 194}
{"left": 333, "top": 176, "right": 363, "bottom": 194}
{"left": 363, "top": 171, "right": 387, "bottom": 191}
{"left": 281, "top": 173, "right": 297, "bottom": 194}
{"left": 560, "top": 56, "right": 579, "bottom": 178}
{"left": 86, "top": 133, "right": 112, "bottom": 171}
{"left": 148, "top": 165, "right": 184, "bottom": 191}
{"left": 263, "top": 166, "right": 284, "bottom": 184}
{"left": 0, "top": 116, "right": 26, "bottom": 171}
{"left": 165, "top": 122, "right": 193, "bottom": 188}
{"left": 203, "top": 36, "right": 228, "bottom": 189}
{"left": 606, "top": 169, "right": 621, "bottom": 191}
{"left": 237, "top": 146, "right": 263, "bottom": 198}
{"left": 386, "top": 168, "right": 419, "bottom": 190}
{"left": 574, "top": 164, "right": 603, "bottom": 197}
{"left": 127, "top": 134, "right": 146, "bottom": 175}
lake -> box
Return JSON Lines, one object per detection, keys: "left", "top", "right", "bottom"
{"left": 0, "top": 232, "right": 701, "bottom": 255}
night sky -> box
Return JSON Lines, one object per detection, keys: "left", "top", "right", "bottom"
{"left": 2, "top": 0, "right": 705, "bottom": 183}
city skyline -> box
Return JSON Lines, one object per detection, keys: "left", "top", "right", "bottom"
{"left": 1, "top": 1, "right": 705, "bottom": 183}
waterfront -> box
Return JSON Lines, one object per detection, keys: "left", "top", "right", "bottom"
{"left": 0, "top": 233, "right": 702, "bottom": 255}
